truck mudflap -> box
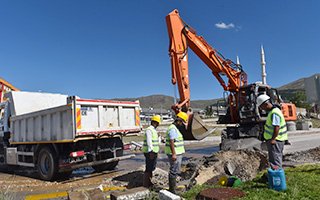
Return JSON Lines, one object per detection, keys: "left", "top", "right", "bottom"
{"left": 58, "top": 154, "right": 135, "bottom": 172}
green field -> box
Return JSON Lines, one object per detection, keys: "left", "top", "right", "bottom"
{"left": 182, "top": 164, "right": 320, "bottom": 200}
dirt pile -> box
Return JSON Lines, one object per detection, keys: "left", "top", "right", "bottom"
{"left": 284, "top": 147, "right": 320, "bottom": 164}
{"left": 104, "top": 150, "right": 269, "bottom": 190}
{"left": 181, "top": 149, "right": 268, "bottom": 186}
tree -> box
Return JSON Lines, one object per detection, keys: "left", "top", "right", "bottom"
{"left": 289, "top": 91, "right": 311, "bottom": 109}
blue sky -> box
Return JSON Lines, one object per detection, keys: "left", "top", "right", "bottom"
{"left": 1, "top": 1, "right": 319, "bottom": 100}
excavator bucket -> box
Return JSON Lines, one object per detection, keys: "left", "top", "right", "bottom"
{"left": 181, "top": 113, "right": 216, "bottom": 140}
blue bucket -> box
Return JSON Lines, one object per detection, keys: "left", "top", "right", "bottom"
{"left": 267, "top": 168, "right": 287, "bottom": 191}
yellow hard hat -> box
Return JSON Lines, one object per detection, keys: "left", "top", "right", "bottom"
{"left": 176, "top": 112, "right": 188, "bottom": 123}
{"left": 151, "top": 115, "right": 161, "bottom": 124}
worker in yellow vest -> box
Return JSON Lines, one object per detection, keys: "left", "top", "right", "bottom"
{"left": 165, "top": 111, "right": 188, "bottom": 194}
{"left": 142, "top": 115, "right": 161, "bottom": 188}
{"left": 257, "top": 94, "right": 288, "bottom": 170}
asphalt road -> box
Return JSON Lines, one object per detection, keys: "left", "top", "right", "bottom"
{"left": 284, "top": 132, "right": 320, "bottom": 153}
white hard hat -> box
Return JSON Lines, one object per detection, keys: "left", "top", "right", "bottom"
{"left": 256, "top": 94, "right": 270, "bottom": 107}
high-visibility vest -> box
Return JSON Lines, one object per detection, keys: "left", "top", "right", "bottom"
{"left": 264, "top": 107, "right": 288, "bottom": 141}
{"left": 165, "top": 124, "right": 185, "bottom": 155}
{"left": 142, "top": 126, "right": 159, "bottom": 153}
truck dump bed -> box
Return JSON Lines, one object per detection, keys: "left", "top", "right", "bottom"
{"left": 7, "top": 91, "right": 141, "bottom": 144}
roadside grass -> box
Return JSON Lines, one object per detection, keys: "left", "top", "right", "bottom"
{"left": 311, "top": 118, "right": 320, "bottom": 128}
{"left": 0, "top": 192, "right": 16, "bottom": 200}
{"left": 182, "top": 164, "right": 320, "bottom": 200}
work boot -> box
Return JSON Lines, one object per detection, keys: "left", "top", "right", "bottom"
{"left": 169, "top": 177, "right": 177, "bottom": 194}
{"left": 143, "top": 172, "right": 152, "bottom": 188}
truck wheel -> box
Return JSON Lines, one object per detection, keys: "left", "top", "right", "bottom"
{"left": 37, "top": 147, "right": 58, "bottom": 181}
{"left": 93, "top": 137, "right": 123, "bottom": 172}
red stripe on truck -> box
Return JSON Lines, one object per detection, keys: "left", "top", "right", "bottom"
{"left": 77, "top": 99, "right": 139, "bottom": 105}
{"left": 77, "top": 128, "right": 141, "bottom": 136}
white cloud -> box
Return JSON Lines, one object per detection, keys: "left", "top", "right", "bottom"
{"left": 215, "top": 22, "right": 235, "bottom": 30}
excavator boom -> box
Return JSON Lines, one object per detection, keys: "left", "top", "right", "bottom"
{"left": 166, "top": 9, "right": 249, "bottom": 140}
{"left": 166, "top": 9, "right": 247, "bottom": 114}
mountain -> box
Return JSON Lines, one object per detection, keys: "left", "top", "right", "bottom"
{"left": 278, "top": 78, "right": 305, "bottom": 91}
{"left": 113, "top": 95, "right": 218, "bottom": 110}
{"left": 113, "top": 73, "right": 320, "bottom": 109}
{"left": 278, "top": 73, "right": 320, "bottom": 104}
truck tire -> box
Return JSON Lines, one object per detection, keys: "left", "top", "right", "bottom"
{"left": 93, "top": 137, "right": 123, "bottom": 172}
{"left": 37, "top": 147, "right": 58, "bottom": 181}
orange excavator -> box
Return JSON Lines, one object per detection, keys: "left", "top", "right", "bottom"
{"left": 166, "top": 9, "right": 296, "bottom": 149}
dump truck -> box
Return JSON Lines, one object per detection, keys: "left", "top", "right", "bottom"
{"left": 0, "top": 91, "right": 141, "bottom": 180}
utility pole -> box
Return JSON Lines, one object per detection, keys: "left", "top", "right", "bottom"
{"left": 236, "top": 55, "right": 240, "bottom": 67}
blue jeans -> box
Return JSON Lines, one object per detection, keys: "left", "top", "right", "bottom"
{"left": 167, "top": 154, "right": 183, "bottom": 179}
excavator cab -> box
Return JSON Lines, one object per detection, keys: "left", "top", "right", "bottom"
{"left": 238, "top": 83, "right": 281, "bottom": 124}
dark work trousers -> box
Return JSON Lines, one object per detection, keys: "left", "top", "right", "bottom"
{"left": 144, "top": 152, "right": 158, "bottom": 172}
{"left": 266, "top": 140, "right": 285, "bottom": 169}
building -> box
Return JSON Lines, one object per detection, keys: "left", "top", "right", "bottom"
{"left": 305, "top": 74, "right": 320, "bottom": 104}
{"left": 140, "top": 107, "right": 173, "bottom": 124}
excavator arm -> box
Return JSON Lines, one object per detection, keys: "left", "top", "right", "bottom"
{"left": 166, "top": 9, "right": 248, "bottom": 140}
{"left": 166, "top": 9, "right": 247, "bottom": 114}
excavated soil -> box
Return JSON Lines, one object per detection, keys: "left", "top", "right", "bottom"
{"left": 109, "top": 150, "right": 270, "bottom": 189}
{"left": 181, "top": 149, "right": 269, "bottom": 187}
{"left": 284, "top": 147, "right": 320, "bottom": 164}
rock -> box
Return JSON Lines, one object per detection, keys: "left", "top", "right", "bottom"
{"left": 110, "top": 187, "right": 150, "bottom": 200}
{"left": 224, "top": 162, "right": 235, "bottom": 176}
{"left": 159, "top": 190, "right": 181, "bottom": 200}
